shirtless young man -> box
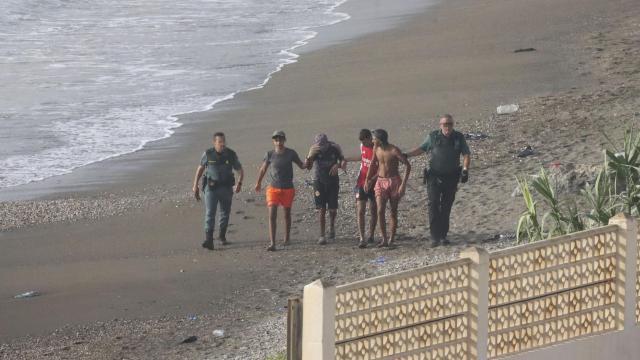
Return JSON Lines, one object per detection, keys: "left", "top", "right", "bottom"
{"left": 364, "top": 129, "right": 411, "bottom": 248}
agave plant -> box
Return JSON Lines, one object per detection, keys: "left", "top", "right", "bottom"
{"left": 581, "top": 163, "right": 619, "bottom": 226}
{"left": 529, "top": 167, "right": 587, "bottom": 238}
{"left": 604, "top": 128, "right": 640, "bottom": 215}
{"left": 516, "top": 125, "right": 640, "bottom": 241}
{"left": 516, "top": 176, "right": 544, "bottom": 243}
{"left": 563, "top": 200, "right": 586, "bottom": 233}
{"left": 530, "top": 168, "right": 564, "bottom": 237}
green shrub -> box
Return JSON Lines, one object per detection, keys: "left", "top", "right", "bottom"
{"left": 582, "top": 165, "right": 618, "bottom": 226}
{"left": 266, "top": 353, "right": 286, "bottom": 360}
{"left": 605, "top": 128, "right": 640, "bottom": 216}
{"left": 516, "top": 126, "right": 640, "bottom": 242}
{"left": 516, "top": 176, "right": 543, "bottom": 243}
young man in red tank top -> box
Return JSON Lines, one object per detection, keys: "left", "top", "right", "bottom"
{"left": 343, "top": 129, "right": 378, "bottom": 248}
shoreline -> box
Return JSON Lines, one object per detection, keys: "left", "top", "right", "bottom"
{"left": 0, "top": 0, "right": 434, "bottom": 203}
{"left": 0, "top": 0, "right": 350, "bottom": 196}
{"left": 2, "top": 0, "right": 639, "bottom": 358}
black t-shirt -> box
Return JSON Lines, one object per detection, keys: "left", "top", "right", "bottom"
{"left": 308, "top": 144, "right": 343, "bottom": 184}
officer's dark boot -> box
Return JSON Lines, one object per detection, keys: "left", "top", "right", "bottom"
{"left": 202, "top": 230, "right": 214, "bottom": 250}
{"left": 219, "top": 226, "right": 228, "bottom": 245}
{"left": 429, "top": 229, "right": 440, "bottom": 248}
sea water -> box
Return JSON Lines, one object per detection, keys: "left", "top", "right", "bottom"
{"left": 0, "top": 0, "right": 349, "bottom": 189}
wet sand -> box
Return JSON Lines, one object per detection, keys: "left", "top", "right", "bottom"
{"left": 2, "top": 0, "right": 639, "bottom": 358}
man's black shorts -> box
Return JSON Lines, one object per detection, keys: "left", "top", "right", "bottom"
{"left": 354, "top": 186, "right": 375, "bottom": 202}
{"left": 314, "top": 180, "right": 339, "bottom": 209}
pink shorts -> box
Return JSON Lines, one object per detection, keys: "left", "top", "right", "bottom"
{"left": 374, "top": 176, "right": 402, "bottom": 201}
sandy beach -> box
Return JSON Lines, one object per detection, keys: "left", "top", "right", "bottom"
{"left": 2, "top": 0, "right": 640, "bottom": 358}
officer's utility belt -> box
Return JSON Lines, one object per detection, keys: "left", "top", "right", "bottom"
{"left": 423, "top": 167, "right": 461, "bottom": 184}
{"left": 202, "top": 176, "right": 234, "bottom": 190}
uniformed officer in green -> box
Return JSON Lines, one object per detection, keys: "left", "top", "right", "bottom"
{"left": 192, "top": 132, "right": 244, "bottom": 250}
{"left": 405, "top": 114, "right": 470, "bottom": 247}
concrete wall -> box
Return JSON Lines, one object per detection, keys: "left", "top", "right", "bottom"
{"left": 300, "top": 214, "right": 639, "bottom": 360}
{"left": 507, "top": 327, "right": 640, "bottom": 360}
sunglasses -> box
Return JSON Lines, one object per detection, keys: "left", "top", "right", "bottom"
{"left": 439, "top": 122, "right": 454, "bottom": 127}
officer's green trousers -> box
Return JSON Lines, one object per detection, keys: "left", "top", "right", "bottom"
{"left": 426, "top": 173, "right": 459, "bottom": 241}
{"left": 204, "top": 185, "right": 233, "bottom": 235}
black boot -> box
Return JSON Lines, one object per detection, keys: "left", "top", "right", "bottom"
{"left": 202, "top": 230, "right": 214, "bottom": 250}
{"left": 219, "top": 226, "right": 228, "bottom": 245}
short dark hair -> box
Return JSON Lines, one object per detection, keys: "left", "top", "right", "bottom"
{"left": 440, "top": 114, "right": 453, "bottom": 123}
{"left": 359, "top": 129, "right": 372, "bottom": 141}
{"left": 372, "top": 129, "right": 388, "bottom": 145}
{"left": 213, "top": 132, "right": 225, "bottom": 139}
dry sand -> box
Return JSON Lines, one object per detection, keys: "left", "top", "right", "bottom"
{"left": 2, "top": 0, "right": 640, "bottom": 358}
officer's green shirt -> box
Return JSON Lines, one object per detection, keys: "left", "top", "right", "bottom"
{"left": 200, "top": 148, "right": 242, "bottom": 185}
{"left": 419, "top": 130, "right": 470, "bottom": 175}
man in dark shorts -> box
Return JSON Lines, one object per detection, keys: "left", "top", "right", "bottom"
{"left": 364, "top": 129, "right": 411, "bottom": 248}
{"left": 305, "top": 134, "right": 344, "bottom": 245}
{"left": 192, "top": 132, "right": 244, "bottom": 250}
{"left": 405, "top": 114, "right": 471, "bottom": 247}
{"left": 255, "top": 130, "right": 306, "bottom": 251}
{"left": 343, "top": 129, "right": 377, "bottom": 248}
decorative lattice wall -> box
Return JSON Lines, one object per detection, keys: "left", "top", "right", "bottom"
{"left": 303, "top": 218, "right": 639, "bottom": 360}
{"left": 487, "top": 225, "right": 620, "bottom": 358}
{"left": 334, "top": 259, "right": 472, "bottom": 360}
{"left": 637, "top": 227, "right": 640, "bottom": 324}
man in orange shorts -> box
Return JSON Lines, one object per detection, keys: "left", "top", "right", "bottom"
{"left": 364, "top": 129, "right": 411, "bottom": 248}
{"left": 255, "top": 130, "right": 306, "bottom": 251}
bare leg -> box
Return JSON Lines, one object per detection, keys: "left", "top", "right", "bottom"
{"left": 376, "top": 196, "right": 389, "bottom": 246}
{"left": 268, "top": 206, "right": 277, "bottom": 250}
{"left": 368, "top": 199, "right": 378, "bottom": 242}
{"left": 318, "top": 208, "right": 326, "bottom": 238}
{"left": 329, "top": 209, "right": 337, "bottom": 240}
{"left": 356, "top": 201, "right": 366, "bottom": 242}
{"left": 389, "top": 198, "right": 399, "bottom": 246}
{"left": 283, "top": 207, "right": 292, "bottom": 245}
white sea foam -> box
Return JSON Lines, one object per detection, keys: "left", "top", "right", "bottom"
{"left": 0, "top": 0, "right": 352, "bottom": 189}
